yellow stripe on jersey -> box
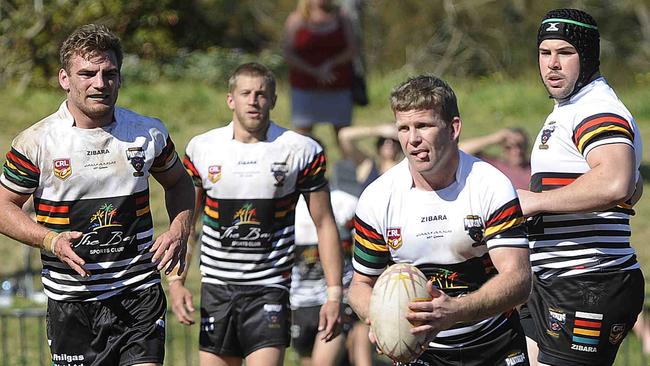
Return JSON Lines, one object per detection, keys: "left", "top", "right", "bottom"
{"left": 6, "top": 161, "right": 29, "bottom": 176}
{"left": 354, "top": 233, "right": 389, "bottom": 252}
{"left": 36, "top": 215, "right": 70, "bottom": 225}
{"left": 484, "top": 217, "right": 525, "bottom": 238}
{"left": 204, "top": 206, "right": 219, "bottom": 219}
{"left": 573, "top": 328, "right": 600, "bottom": 337}
{"left": 136, "top": 206, "right": 150, "bottom": 217}
{"left": 576, "top": 125, "right": 633, "bottom": 153}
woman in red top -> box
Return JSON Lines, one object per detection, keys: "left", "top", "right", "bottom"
{"left": 283, "top": 0, "right": 357, "bottom": 147}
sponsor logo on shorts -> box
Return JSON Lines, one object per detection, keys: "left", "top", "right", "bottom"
{"left": 201, "top": 316, "right": 215, "bottom": 333}
{"left": 386, "top": 227, "right": 402, "bottom": 249}
{"left": 463, "top": 215, "right": 484, "bottom": 244}
{"left": 290, "top": 324, "right": 301, "bottom": 339}
{"left": 208, "top": 165, "right": 222, "bottom": 183}
{"left": 395, "top": 360, "right": 430, "bottom": 366}
{"left": 609, "top": 323, "right": 626, "bottom": 345}
{"left": 571, "top": 311, "right": 602, "bottom": 352}
{"left": 547, "top": 308, "right": 566, "bottom": 337}
{"left": 264, "top": 303, "right": 283, "bottom": 328}
{"left": 126, "top": 147, "right": 145, "bottom": 177}
{"left": 52, "top": 352, "right": 85, "bottom": 365}
{"left": 505, "top": 352, "right": 527, "bottom": 365}
{"left": 53, "top": 158, "right": 72, "bottom": 180}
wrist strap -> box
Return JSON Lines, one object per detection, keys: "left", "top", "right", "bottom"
{"left": 42, "top": 231, "right": 58, "bottom": 252}
{"left": 326, "top": 286, "right": 343, "bottom": 302}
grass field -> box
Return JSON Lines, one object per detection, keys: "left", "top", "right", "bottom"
{"left": 0, "top": 71, "right": 649, "bottom": 365}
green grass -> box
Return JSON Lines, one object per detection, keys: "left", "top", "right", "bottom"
{"left": 1, "top": 73, "right": 649, "bottom": 365}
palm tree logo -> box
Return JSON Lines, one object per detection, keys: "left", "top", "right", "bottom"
{"left": 233, "top": 203, "right": 259, "bottom": 225}
{"left": 89, "top": 203, "right": 120, "bottom": 231}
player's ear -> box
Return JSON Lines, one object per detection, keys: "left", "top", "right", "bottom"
{"left": 59, "top": 68, "right": 70, "bottom": 93}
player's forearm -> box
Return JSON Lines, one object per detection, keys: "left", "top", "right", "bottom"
{"left": 0, "top": 200, "right": 51, "bottom": 250}
{"left": 164, "top": 174, "right": 195, "bottom": 240}
{"left": 348, "top": 280, "right": 373, "bottom": 320}
{"left": 521, "top": 167, "right": 634, "bottom": 216}
{"left": 453, "top": 266, "right": 531, "bottom": 323}
{"left": 316, "top": 222, "right": 343, "bottom": 289}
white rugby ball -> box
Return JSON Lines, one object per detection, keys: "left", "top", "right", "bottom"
{"left": 369, "top": 263, "right": 432, "bottom": 363}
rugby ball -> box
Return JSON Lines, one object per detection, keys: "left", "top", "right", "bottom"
{"left": 368, "top": 263, "right": 432, "bottom": 363}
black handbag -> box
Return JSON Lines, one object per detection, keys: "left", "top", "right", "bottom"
{"left": 351, "top": 72, "right": 369, "bottom": 106}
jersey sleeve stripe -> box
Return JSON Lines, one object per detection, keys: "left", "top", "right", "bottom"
{"left": 354, "top": 216, "right": 384, "bottom": 241}
{"left": 182, "top": 154, "right": 202, "bottom": 187}
{"left": 354, "top": 233, "right": 388, "bottom": 252}
{"left": 7, "top": 149, "right": 40, "bottom": 174}
{"left": 151, "top": 136, "right": 178, "bottom": 172}
{"left": 297, "top": 152, "right": 327, "bottom": 190}
{"left": 485, "top": 217, "right": 525, "bottom": 239}
{"left": 353, "top": 244, "right": 389, "bottom": 264}
{"left": 485, "top": 202, "right": 519, "bottom": 228}
{"left": 573, "top": 114, "right": 633, "bottom": 153}
{"left": 2, "top": 167, "right": 38, "bottom": 188}
{"left": 204, "top": 206, "right": 219, "bottom": 220}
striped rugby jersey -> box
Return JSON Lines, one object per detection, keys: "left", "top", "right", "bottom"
{"left": 1, "top": 101, "right": 178, "bottom": 301}
{"left": 529, "top": 77, "right": 643, "bottom": 279}
{"left": 353, "top": 153, "right": 528, "bottom": 349}
{"left": 290, "top": 189, "right": 357, "bottom": 308}
{"left": 183, "top": 122, "right": 327, "bottom": 289}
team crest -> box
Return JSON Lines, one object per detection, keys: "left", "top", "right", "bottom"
{"left": 609, "top": 324, "right": 626, "bottom": 345}
{"left": 547, "top": 308, "right": 566, "bottom": 337}
{"left": 125, "top": 147, "right": 145, "bottom": 177}
{"left": 463, "top": 215, "right": 484, "bottom": 244}
{"left": 263, "top": 304, "right": 283, "bottom": 329}
{"left": 386, "top": 227, "right": 403, "bottom": 249}
{"left": 208, "top": 165, "right": 222, "bottom": 183}
{"left": 271, "top": 162, "right": 289, "bottom": 187}
{"left": 53, "top": 158, "right": 72, "bottom": 180}
{"left": 539, "top": 125, "right": 556, "bottom": 150}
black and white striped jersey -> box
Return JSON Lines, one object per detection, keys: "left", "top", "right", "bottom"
{"left": 353, "top": 153, "right": 528, "bottom": 349}
{"left": 184, "top": 122, "right": 327, "bottom": 289}
{"left": 1, "top": 101, "right": 178, "bottom": 301}
{"left": 529, "top": 77, "right": 642, "bottom": 279}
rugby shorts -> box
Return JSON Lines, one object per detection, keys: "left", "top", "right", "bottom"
{"left": 47, "top": 284, "right": 166, "bottom": 366}
{"left": 199, "top": 283, "right": 290, "bottom": 357}
{"left": 397, "top": 312, "right": 529, "bottom": 366}
{"left": 527, "top": 269, "right": 644, "bottom": 366}
{"left": 290, "top": 303, "right": 357, "bottom": 357}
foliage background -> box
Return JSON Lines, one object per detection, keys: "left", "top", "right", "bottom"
{"left": 0, "top": 0, "right": 649, "bottom": 364}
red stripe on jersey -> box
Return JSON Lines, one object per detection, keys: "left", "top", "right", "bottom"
{"left": 183, "top": 155, "right": 200, "bottom": 177}
{"left": 205, "top": 196, "right": 219, "bottom": 209}
{"left": 135, "top": 194, "right": 149, "bottom": 205}
{"left": 573, "top": 116, "right": 630, "bottom": 146}
{"left": 574, "top": 319, "right": 601, "bottom": 329}
{"left": 486, "top": 205, "right": 518, "bottom": 227}
{"left": 7, "top": 151, "right": 39, "bottom": 173}
{"left": 38, "top": 204, "right": 69, "bottom": 213}
{"left": 541, "top": 177, "right": 576, "bottom": 186}
{"left": 354, "top": 220, "right": 383, "bottom": 241}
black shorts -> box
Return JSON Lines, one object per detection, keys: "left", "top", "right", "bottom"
{"left": 47, "top": 284, "right": 166, "bottom": 366}
{"left": 200, "top": 283, "right": 291, "bottom": 357}
{"left": 290, "top": 304, "right": 357, "bottom": 357}
{"left": 527, "top": 270, "right": 644, "bottom": 366}
{"left": 399, "top": 312, "right": 529, "bottom": 366}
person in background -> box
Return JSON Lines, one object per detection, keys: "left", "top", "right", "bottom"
{"left": 336, "top": 124, "right": 402, "bottom": 196}
{"left": 459, "top": 128, "right": 531, "bottom": 190}
{"left": 283, "top": 0, "right": 357, "bottom": 147}
{"left": 167, "top": 62, "right": 343, "bottom": 366}
{"left": 290, "top": 185, "right": 364, "bottom": 366}
{"left": 517, "top": 8, "right": 644, "bottom": 366}
{"left": 0, "top": 24, "right": 194, "bottom": 366}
